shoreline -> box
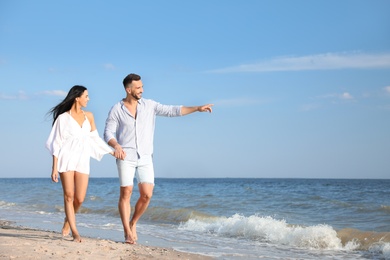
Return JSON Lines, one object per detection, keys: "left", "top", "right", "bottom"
{"left": 0, "top": 220, "right": 213, "bottom": 260}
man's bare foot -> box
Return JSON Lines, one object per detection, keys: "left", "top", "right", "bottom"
{"left": 72, "top": 233, "right": 82, "bottom": 243}
{"left": 62, "top": 218, "right": 70, "bottom": 237}
{"left": 130, "top": 223, "right": 138, "bottom": 241}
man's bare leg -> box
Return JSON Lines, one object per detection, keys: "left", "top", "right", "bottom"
{"left": 118, "top": 186, "right": 135, "bottom": 244}
{"left": 130, "top": 183, "right": 154, "bottom": 241}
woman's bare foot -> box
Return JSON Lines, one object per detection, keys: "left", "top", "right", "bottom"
{"left": 62, "top": 218, "right": 70, "bottom": 237}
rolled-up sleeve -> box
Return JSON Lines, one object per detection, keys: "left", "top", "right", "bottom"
{"left": 154, "top": 102, "right": 182, "bottom": 117}
{"left": 104, "top": 106, "right": 118, "bottom": 143}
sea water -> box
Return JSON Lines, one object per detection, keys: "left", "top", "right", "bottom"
{"left": 0, "top": 178, "right": 389, "bottom": 259}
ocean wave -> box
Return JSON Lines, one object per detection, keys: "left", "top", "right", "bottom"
{"left": 338, "top": 228, "right": 390, "bottom": 258}
{"left": 0, "top": 200, "right": 16, "bottom": 208}
{"left": 143, "top": 206, "right": 217, "bottom": 223}
{"left": 35, "top": 211, "right": 54, "bottom": 215}
{"left": 76, "top": 206, "right": 119, "bottom": 216}
{"left": 179, "top": 213, "right": 390, "bottom": 257}
{"left": 381, "top": 205, "right": 390, "bottom": 213}
{"left": 369, "top": 242, "right": 390, "bottom": 259}
{"left": 179, "top": 214, "right": 342, "bottom": 249}
{"left": 87, "top": 195, "right": 104, "bottom": 202}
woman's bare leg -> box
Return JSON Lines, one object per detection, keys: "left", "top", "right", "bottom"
{"left": 73, "top": 171, "right": 89, "bottom": 212}
{"left": 62, "top": 173, "right": 89, "bottom": 236}
{"left": 60, "top": 171, "right": 89, "bottom": 242}
{"left": 62, "top": 217, "right": 70, "bottom": 237}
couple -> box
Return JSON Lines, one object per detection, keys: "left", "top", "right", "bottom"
{"left": 46, "top": 73, "right": 213, "bottom": 243}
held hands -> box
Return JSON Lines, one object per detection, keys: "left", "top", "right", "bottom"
{"left": 114, "top": 144, "right": 126, "bottom": 160}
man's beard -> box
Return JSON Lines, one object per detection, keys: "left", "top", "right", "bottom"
{"left": 131, "top": 92, "right": 141, "bottom": 100}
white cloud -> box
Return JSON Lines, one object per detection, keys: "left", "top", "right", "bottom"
{"left": 300, "top": 103, "right": 321, "bottom": 112}
{"left": 384, "top": 86, "right": 390, "bottom": 94}
{"left": 40, "top": 90, "right": 67, "bottom": 97}
{"left": 340, "top": 92, "right": 353, "bottom": 100}
{"left": 208, "top": 52, "right": 390, "bottom": 73}
{"left": 103, "top": 63, "right": 115, "bottom": 70}
{"left": 0, "top": 94, "right": 16, "bottom": 100}
{"left": 0, "top": 90, "right": 67, "bottom": 100}
{"left": 317, "top": 92, "right": 354, "bottom": 100}
{"left": 0, "top": 91, "right": 28, "bottom": 100}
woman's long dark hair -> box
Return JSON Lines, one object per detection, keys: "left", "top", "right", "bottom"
{"left": 48, "top": 85, "right": 87, "bottom": 125}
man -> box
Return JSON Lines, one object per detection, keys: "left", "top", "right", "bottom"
{"left": 104, "top": 73, "right": 213, "bottom": 244}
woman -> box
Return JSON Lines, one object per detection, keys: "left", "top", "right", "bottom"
{"left": 46, "top": 85, "right": 113, "bottom": 242}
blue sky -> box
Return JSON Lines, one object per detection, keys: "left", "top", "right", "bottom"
{"left": 1, "top": 0, "right": 389, "bottom": 179}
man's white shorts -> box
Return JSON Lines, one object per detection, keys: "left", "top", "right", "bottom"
{"left": 116, "top": 157, "right": 155, "bottom": 187}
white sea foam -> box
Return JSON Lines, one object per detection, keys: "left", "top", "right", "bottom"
{"left": 179, "top": 214, "right": 390, "bottom": 258}
{"left": 179, "top": 214, "right": 344, "bottom": 250}
{"left": 343, "top": 240, "right": 360, "bottom": 250}
{"left": 0, "top": 200, "right": 16, "bottom": 208}
{"left": 369, "top": 242, "right": 390, "bottom": 259}
{"left": 381, "top": 205, "right": 390, "bottom": 213}
{"left": 35, "top": 211, "right": 53, "bottom": 215}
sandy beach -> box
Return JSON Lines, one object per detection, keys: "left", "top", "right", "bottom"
{"left": 0, "top": 220, "right": 213, "bottom": 260}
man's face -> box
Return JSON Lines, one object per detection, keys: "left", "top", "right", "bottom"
{"left": 128, "top": 80, "right": 143, "bottom": 100}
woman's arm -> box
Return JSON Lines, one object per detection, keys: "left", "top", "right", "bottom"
{"left": 51, "top": 155, "right": 59, "bottom": 182}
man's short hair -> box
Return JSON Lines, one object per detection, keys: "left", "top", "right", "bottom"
{"left": 123, "top": 73, "right": 141, "bottom": 88}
